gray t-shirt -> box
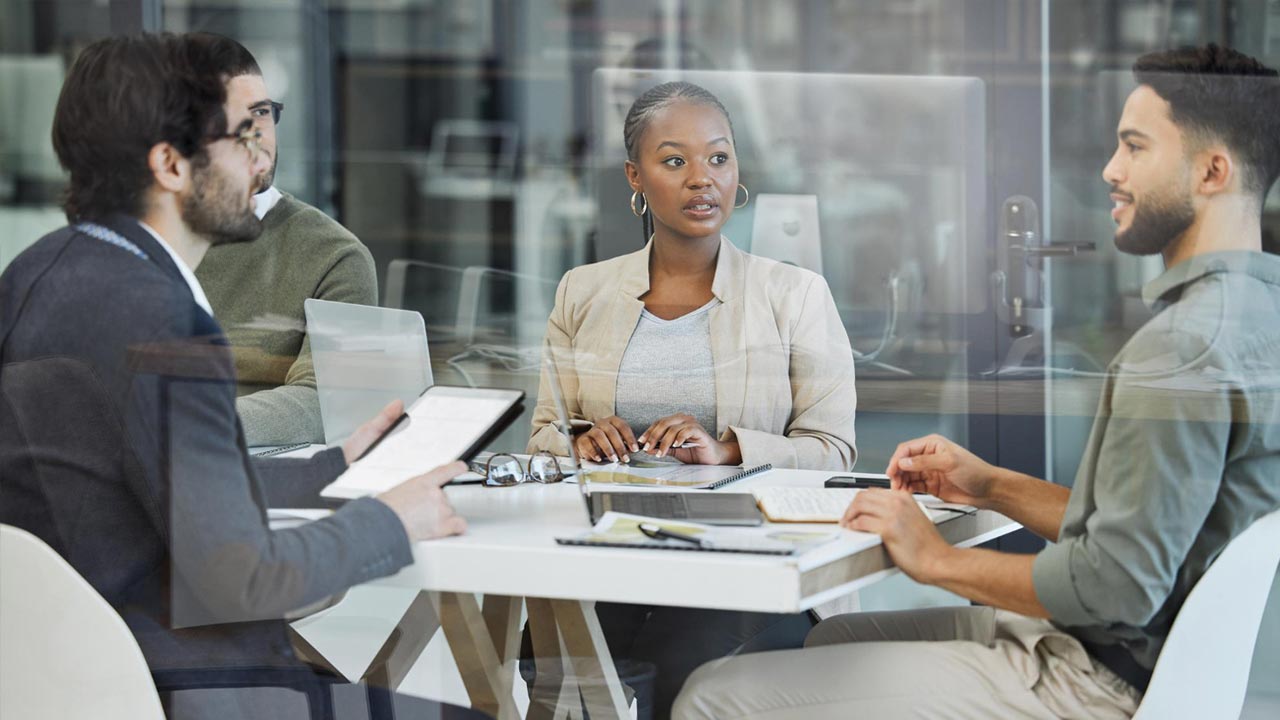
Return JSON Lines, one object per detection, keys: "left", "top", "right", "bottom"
{"left": 614, "top": 299, "right": 720, "bottom": 437}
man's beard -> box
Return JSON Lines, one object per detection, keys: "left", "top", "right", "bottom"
{"left": 182, "top": 154, "right": 262, "bottom": 246}
{"left": 256, "top": 151, "right": 278, "bottom": 194}
{"left": 1113, "top": 179, "right": 1195, "bottom": 256}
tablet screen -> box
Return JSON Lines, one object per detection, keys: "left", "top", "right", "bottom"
{"left": 320, "top": 386, "right": 524, "bottom": 499}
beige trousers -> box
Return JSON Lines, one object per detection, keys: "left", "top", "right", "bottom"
{"left": 672, "top": 606, "right": 1142, "bottom": 719}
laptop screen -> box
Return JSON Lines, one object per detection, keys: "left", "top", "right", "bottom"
{"left": 305, "top": 298, "right": 433, "bottom": 444}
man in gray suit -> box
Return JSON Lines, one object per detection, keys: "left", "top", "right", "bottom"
{"left": 0, "top": 33, "right": 483, "bottom": 719}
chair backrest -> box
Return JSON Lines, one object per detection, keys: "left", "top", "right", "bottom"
{"left": 0, "top": 524, "right": 165, "bottom": 720}
{"left": 1133, "top": 508, "right": 1280, "bottom": 719}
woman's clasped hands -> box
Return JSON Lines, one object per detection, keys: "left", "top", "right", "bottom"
{"left": 574, "top": 413, "right": 742, "bottom": 466}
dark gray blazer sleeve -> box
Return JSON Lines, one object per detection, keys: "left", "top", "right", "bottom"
{"left": 126, "top": 314, "right": 412, "bottom": 627}
{"left": 252, "top": 447, "right": 349, "bottom": 508}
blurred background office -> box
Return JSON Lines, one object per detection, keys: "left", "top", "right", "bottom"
{"left": 2, "top": 1, "right": 1277, "bottom": 713}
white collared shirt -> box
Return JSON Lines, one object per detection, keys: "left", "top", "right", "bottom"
{"left": 254, "top": 185, "right": 283, "bottom": 220}
{"left": 137, "top": 221, "right": 214, "bottom": 317}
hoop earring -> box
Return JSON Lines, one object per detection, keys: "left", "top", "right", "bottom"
{"left": 630, "top": 191, "right": 648, "bottom": 217}
{"left": 734, "top": 183, "right": 749, "bottom": 209}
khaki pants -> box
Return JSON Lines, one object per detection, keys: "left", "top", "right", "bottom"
{"left": 672, "top": 606, "right": 1142, "bottom": 719}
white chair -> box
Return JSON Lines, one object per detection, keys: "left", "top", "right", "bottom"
{"left": 1, "top": 524, "right": 337, "bottom": 719}
{"left": 1132, "top": 508, "right": 1280, "bottom": 719}
{"left": 1, "top": 523, "right": 165, "bottom": 720}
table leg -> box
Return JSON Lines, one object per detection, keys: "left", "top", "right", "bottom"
{"left": 525, "top": 598, "right": 581, "bottom": 720}
{"left": 484, "top": 596, "right": 526, "bottom": 718}
{"left": 360, "top": 590, "right": 441, "bottom": 690}
{"left": 550, "top": 599, "right": 629, "bottom": 720}
{"left": 288, "top": 625, "right": 344, "bottom": 679}
{"left": 483, "top": 594, "right": 523, "bottom": 666}
{"left": 359, "top": 591, "right": 519, "bottom": 719}
{"left": 437, "top": 592, "right": 521, "bottom": 720}
{"left": 555, "top": 632, "right": 586, "bottom": 720}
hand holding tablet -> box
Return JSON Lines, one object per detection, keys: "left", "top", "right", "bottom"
{"left": 321, "top": 386, "right": 525, "bottom": 500}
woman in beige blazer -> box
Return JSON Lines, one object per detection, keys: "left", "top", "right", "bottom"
{"left": 524, "top": 81, "right": 858, "bottom": 719}
{"left": 526, "top": 105, "right": 856, "bottom": 471}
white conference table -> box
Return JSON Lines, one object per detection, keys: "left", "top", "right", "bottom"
{"left": 350, "top": 468, "right": 1018, "bottom": 719}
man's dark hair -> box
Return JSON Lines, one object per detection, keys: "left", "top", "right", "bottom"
{"left": 1134, "top": 44, "right": 1280, "bottom": 202}
{"left": 184, "top": 32, "right": 261, "bottom": 78}
{"left": 51, "top": 33, "right": 230, "bottom": 223}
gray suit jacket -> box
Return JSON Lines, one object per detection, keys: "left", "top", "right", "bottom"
{"left": 0, "top": 216, "right": 411, "bottom": 673}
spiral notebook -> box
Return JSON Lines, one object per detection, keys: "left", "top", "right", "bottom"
{"left": 579, "top": 462, "right": 772, "bottom": 490}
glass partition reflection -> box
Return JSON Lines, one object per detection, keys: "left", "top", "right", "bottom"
{"left": 1044, "top": 0, "right": 1280, "bottom": 486}
{"left": 147, "top": 1, "right": 1001, "bottom": 473}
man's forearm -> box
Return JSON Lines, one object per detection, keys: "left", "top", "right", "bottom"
{"left": 985, "top": 468, "right": 1071, "bottom": 542}
{"left": 237, "top": 385, "right": 324, "bottom": 446}
{"left": 926, "top": 546, "right": 1050, "bottom": 619}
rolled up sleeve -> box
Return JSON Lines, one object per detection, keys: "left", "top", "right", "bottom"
{"left": 1032, "top": 339, "right": 1232, "bottom": 628}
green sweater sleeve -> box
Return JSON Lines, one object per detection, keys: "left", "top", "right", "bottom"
{"left": 236, "top": 242, "right": 377, "bottom": 445}
{"left": 198, "top": 193, "right": 378, "bottom": 446}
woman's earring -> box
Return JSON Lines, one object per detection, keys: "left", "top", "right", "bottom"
{"left": 630, "top": 191, "right": 648, "bottom": 217}
{"left": 734, "top": 183, "right": 749, "bottom": 209}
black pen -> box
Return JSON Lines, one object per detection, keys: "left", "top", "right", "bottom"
{"left": 638, "top": 522, "right": 708, "bottom": 548}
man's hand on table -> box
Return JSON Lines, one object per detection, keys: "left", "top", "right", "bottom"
{"left": 836, "top": 433, "right": 998, "bottom": 585}
{"left": 883, "top": 432, "right": 1068, "bottom": 542}
{"left": 841, "top": 489, "right": 953, "bottom": 584}
{"left": 884, "top": 433, "right": 998, "bottom": 508}
{"left": 378, "top": 461, "right": 469, "bottom": 541}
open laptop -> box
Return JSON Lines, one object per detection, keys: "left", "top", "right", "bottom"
{"left": 542, "top": 354, "right": 764, "bottom": 527}
{"left": 305, "top": 298, "right": 434, "bottom": 444}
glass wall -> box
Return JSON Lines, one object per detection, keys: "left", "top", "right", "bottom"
{"left": 3, "top": 0, "right": 1278, "bottom": 704}
{"left": 11, "top": 3, "right": 1279, "bottom": 466}
{"left": 0, "top": 0, "right": 109, "bottom": 268}
{"left": 136, "top": 0, "right": 1029, "bottom": 468}
{"left": 1044, "top": 0, "right": 1280, "bottom": 486}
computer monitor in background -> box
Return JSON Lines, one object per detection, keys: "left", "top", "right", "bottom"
{"left": 750, "top": 194, "right": 823, "bottom": 275}
{"left": 589, "top": 69, "right": 987, "bottom": 330}
{"left": 420, "top": 119, "right": 519, "bottom": 200}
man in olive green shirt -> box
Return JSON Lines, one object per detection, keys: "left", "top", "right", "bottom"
{"left": 675, "top": 45, "right": 1280, "bottom": 719}
{"left": 194, "top": 37, "right": 377, "bottom": 446}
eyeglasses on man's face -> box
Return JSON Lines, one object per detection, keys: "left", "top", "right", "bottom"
{"left": 478, "top": 451, "right": 565, "bottom": 487}
{"left": 209, "top": 124, "right": 264, "bottom": 159}
{"left": 250, "top": 100, "right": 285, "bottom": 126}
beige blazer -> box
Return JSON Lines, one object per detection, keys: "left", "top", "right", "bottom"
{"left": 528, "top": 237, "right": 857, "bottom": 471}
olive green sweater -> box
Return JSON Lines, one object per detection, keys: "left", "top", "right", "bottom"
{"left": 196, "top": 192, "right": 377, "bottom": 446}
